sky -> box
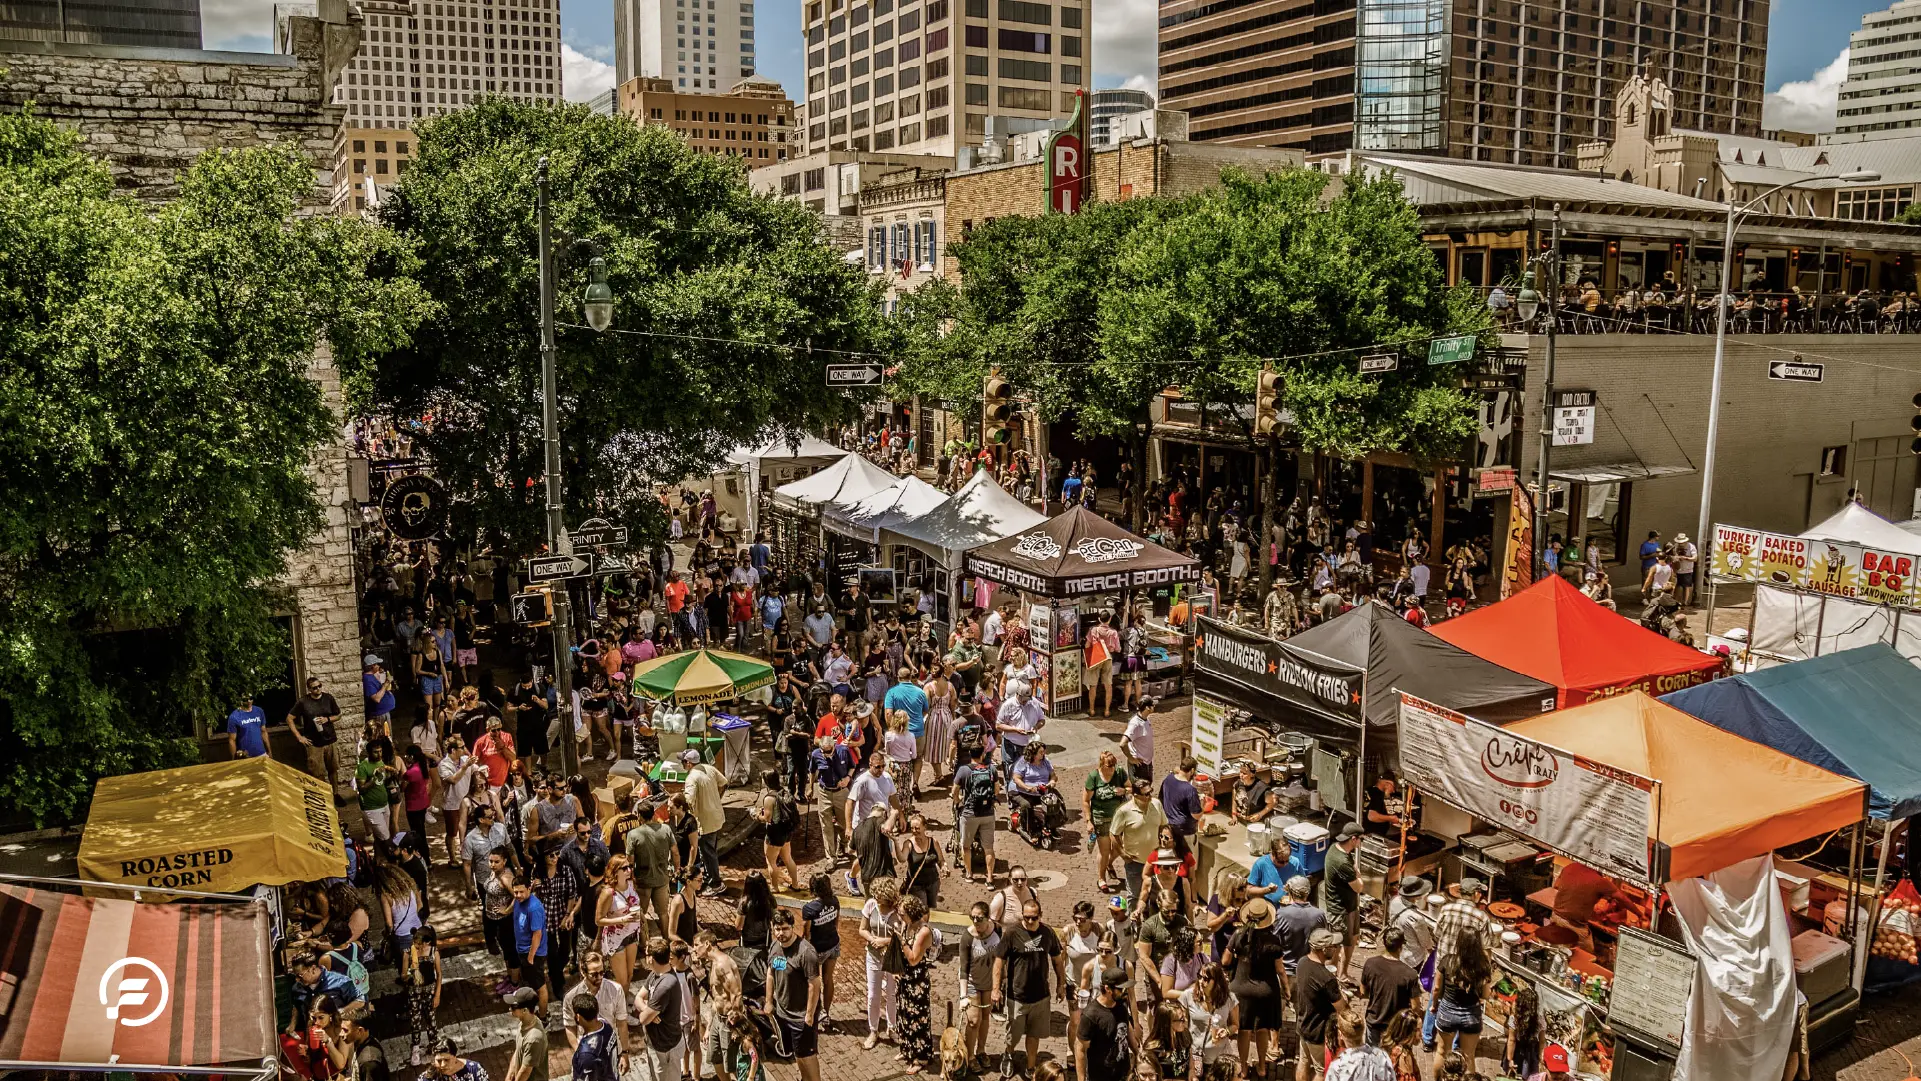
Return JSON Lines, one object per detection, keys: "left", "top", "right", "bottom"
{"left": 205, "top": 0, "right": 1869, "bottom": 133}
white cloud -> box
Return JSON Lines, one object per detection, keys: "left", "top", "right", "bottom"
{"left": 1764, "top": 47, "right": 1848, "bottom": 133}
{"left": 200, "top": 0, "right": 271, "bottom": 50}
{"left": 562, "top": 43, "right": 617, "bottom": 102}
{"left": 1093, "top": 0, "right": 1156, "bottom": 95}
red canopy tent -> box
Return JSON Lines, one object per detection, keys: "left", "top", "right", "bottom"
{"left": 1430, "top": 575, "right": 1722, "bottom": 707}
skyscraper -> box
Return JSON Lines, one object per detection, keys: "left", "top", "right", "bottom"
{"left": 1, "top": 0, "right": 200, "bottom": 48}
{"left": 1160, "top": 0, "right": 1769, "bottom": 167}
{"left": 801, "top": 0, "right": 1089, "bottom": 156}
{"left": 1089, "top": 85, "right": 1152, "bottom": 145}
{"left": 277, "top": 0, "right": 563, "bottom": 212}
{"left": 615, "top": 0, "right": 756, "bottom": 90}
{"left": 1834, "top": 0, "right": 1921, "bottom": 141}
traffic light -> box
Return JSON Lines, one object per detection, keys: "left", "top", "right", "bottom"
{"left": 1911, "top": 392, "right": 1921, "bottom": 455}
{"left": 1256, "top": 365, "right": 1283, "bottom": 436}
{"left": 984, "top": 370, "right": 1013, "bottom": 445}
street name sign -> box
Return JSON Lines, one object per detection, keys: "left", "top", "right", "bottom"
{"left": 1427, "top": 334, "right": 1477, "bottom": 366}
{"left": 571, "top": 517, "right": 630, "bottom": 547}
{"left": 1358, "top": 353, "right": 1400, "bottom": 374}
{"left": 826, "top": 364, "right": 884, "bottom": 387}
{"left": 526, "top": 554, "right": 589, "bottom": 582}
{"left": 1768, "top": 359, "right": 1824, "bottom": 383}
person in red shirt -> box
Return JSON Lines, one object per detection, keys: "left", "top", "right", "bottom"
{"left": 663, "top": 571, "right": 693, "bottom": 647}
{"left": 728, "top": 581, "right": 756, "bottom": 651}
{"left": 473, "top": 715, "right": 518, "bottom": 816}
{"left": 813, "top": 693, "right": 847, "bottom": 743}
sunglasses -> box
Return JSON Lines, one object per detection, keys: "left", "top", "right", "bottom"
{"left": 1021, "top": 914, "right": 1041, "bottom": 922}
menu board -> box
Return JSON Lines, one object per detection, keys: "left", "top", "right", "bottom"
{"left": 1190, "top": 695, "right": 1228, "bottom": 780}
{"left": 1608, "top": 926, "right": 1697, "bottom": 1049}
{"left": 1712, "top": 521, "right": 1920, "bottom": 609}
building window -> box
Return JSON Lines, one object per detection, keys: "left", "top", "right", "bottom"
{"left": 998, "top": 85, "right": 1048, "bottom": 109}
{"left": 782, "top": 173, "right": 802, "bottom": 194}
{"left": 965, "top": 81, "right": 988, "bottom": 104}
{"left": 998, "top": 28, "right": 1048, "bottom": 51}
{"left": 804, "top": 167, "right": 826, "bottom": 190}
{"left": 1060, "top": 34, "right": 1079, "bottom": 56}
{"left": 901, "top": 64, "right": 921, "bottom": 86}
{"left": 875, "top": 100, "right": 895, "bottom": 122}
{"left": 1820, "top": 445, "right": 1848, "bottom": 477}
{"left": 876, "top": 73, "right": 894, "bottom": 94}
{"left": 998, "top": 0, "right": 1050, "bottom": 23}
{"left": 1060, "top": 4, "right": 1079, "bottom": 26}
{"left": 352, "top": 139, "right": 366, "bottom": 152}
{"left": 875, "top": 128, "right": 896, "bottom": 148}
{"left": 999, "top": 57, "right": 1050, "bottom": 81}
{"left": 926, "top": 112, "right": 949, "bottom": 137}
{"left": 899, "top": 120, "right": 921, "bottom": 142}
{"left": 854, "top": 81, "right": 870, "bottom": 102}
{"left": 901, "top": 92, "right": 921, "bottom": 115}
{"left": 965, "top": 51, "right": 987, "bottom": 74}
{"left": 927, "top": 56, "right": 948, "bottom": 78}
{"left": 927, "top": 84, "right": 949, "bottom": 108}
{"left": 1060, "top": 64, "right": 1080, "bottom": 83}
{"left": 853, "top": 108, "right": 870, "bottom": 129}
{"left": 830, "top": 89, "right": 847, "bottom": 108}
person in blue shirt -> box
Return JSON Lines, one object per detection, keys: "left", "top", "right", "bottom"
{"left": 225, "top": 694, "right": 269, "bottom": 758}
{"left": 750, "top": 533, "right": 772, "bottom": 573}
{"left": 509, "top": 878, "right": 549, "bottom": 1009}
{"left": 288, "top": 951, "right": 361, "bottom": 1032}
{"left": 1246, "top": 835, "right": 1308, "bottom": 900}
{"left": 1639, "top": 530, "right": 1663, "bottom": 574}
{"left": 363, "top": 655, "right": 397, "bottom": 741}
{"left": 882, "top": 667, "right": 930, "bottom": 784}
{"left": 1062, "top": 472, "right": 1084, "bottom": 507}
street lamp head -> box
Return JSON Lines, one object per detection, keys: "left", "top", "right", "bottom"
{"left": 1840, "top": 169, "right": 1882, "bottom": 184}
{"left": 582, "top": 256, "right": 614, "bottom": 332}
{"left": 1515, "top": 269, "right": 1541, "bottom": 324}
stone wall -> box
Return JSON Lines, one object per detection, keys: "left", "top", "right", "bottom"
{"left": 0, "top": 16, "right": 370, "bottom": 771}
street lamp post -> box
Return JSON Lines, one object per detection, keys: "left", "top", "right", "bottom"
{"left": 1514, "top": 205, "right": 1561, "bottom": 578}
{"left": 535, "top": 155, "right": 616, "bottom": 780}
{"left": 1694, "top": 168, "right": 1881, "bottom": 576}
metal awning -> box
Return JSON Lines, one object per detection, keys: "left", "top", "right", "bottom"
{"left": 1548, "top": 462, "right": 1696, "bottom": 484}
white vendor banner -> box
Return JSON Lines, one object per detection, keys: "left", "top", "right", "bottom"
{"left": 1397, "top": 692, "right": 1660, "bottom": 886}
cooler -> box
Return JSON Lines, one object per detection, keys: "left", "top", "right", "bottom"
{"left": 1792, "top": 929, "right": 1851, "bottom": 1006}
{"left": 1284, "top": 821, "right": 1330, "bottom": 874}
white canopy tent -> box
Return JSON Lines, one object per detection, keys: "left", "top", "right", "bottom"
{"left": 1748, "top": 502, "right": 1921, "bottom": 666}
{"left": 823, "top": 474, "right": 949, "bottom": 544}
{"left": 883, "top": 470, "right": 1046, "bottom": 570}
{"left": 722, "top": 434, "right": 846, "bottom": 537}
{"left": 769, "top": 452, "right": 900, "bottom": 515}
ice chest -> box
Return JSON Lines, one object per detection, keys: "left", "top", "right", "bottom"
{"left": 1793, "top": 929, "right": 1851, "bottom": 1005}
{"left": 1283, "top": 822, "right": 1331, "bottom": 874}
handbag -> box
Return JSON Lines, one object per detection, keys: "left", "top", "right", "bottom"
{"left": 880, "top": 931, "right": 908, "bottom": 975}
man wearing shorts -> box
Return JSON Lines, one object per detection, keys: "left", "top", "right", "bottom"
{"left": 1321, "top": 823, "right": 1364, "bottom": 978}
{"left": 766, "top": 910, "right": 822, "bottom": 1081}
{"left": 991, "top": 900, "right": 1067, "bottom": 1080}
{"left": 811, "top": 736, "right": 856, "bottom": 865}
{"left": 952, "top": 744, "right": 999, "bottom": 883}
{"left": 957, "top": 902, "right": 1001, "bottom": 1069}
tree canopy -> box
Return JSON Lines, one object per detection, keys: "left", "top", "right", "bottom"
{"left": 361, "top": 99, "right": 891, "bottom": 549}
{"left": 896, "top": 166, "right": 1489, "bottom": 518}
{"left": 0, "top": 110, "right": 430, "bottom": 822}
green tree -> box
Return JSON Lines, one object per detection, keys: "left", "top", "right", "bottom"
{"left": 362, "top": 99, "right": 890, "bottom": 550}
{"left": 0, "top": 111, "right": 431, "bottom": 823}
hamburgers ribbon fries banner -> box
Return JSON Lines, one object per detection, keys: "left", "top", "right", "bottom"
{"left": 1396, "top": 692, "right": 1659, "bottom": 886}
{"left": 1712, "top": 522, "right": 1919, "bottom": 608}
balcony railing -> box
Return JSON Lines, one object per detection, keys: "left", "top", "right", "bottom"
{"left": 1480, "top": 288, "right": 1921, "bottom": 334}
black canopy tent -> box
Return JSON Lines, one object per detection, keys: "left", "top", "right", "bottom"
{"left": 1194, "top": 604, "right": 1558, "bottom": 804}
{"left": 964, "top": 505, "right": 1201, "bottom": 598}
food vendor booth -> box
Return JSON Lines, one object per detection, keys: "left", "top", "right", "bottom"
{"left": 880, "top": 470, "right": 1045, "bottom": 635}
{"left": 1665, "top": 643, "right": 1921, "bottom": 994}
{"left": 964, "top": 506, "right": 1199, "bottom": 713}
{"left": 1396, "top": 690, "right": 1867, "bottom": 1081}
{"left": 1190, "top": 604, "right": 1558, "bottom": 891}
{"left": 1430, "top": 575, "right": 1723, "bottom": 706}
{"left": 767, "top": 452, "right": 900, "bottom": 598}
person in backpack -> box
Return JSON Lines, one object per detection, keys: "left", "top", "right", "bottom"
{"left": 567, "top": 994, "right": 622, "bottom": 1081}
{"left": 952, "top": 743, "right": 1000, "bottom": 884}
{"left": 755, "top": 769, "right": 801, "bottom": 892}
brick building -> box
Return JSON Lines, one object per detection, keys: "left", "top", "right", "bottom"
{"left": 0, "top": 8, "right": 371, "bottom": 766}
{"left": 619, "top": 74, "right": 795, "bottom": 161}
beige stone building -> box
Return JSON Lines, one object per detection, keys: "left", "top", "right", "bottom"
{"left": 620, "top": 74, "right": 796, "bottom": 162}
{"left": 0, "top": 6, "right": 371, "bottom": 770}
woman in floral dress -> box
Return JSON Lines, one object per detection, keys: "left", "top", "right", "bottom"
{"left": 921, "top": 660, "right": 959, "bottom": 788}
{"left": 894, "top": 895, "right": 938, "bottom": 1074}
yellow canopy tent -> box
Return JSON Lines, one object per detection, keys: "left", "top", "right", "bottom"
{"left": 79, "top": 756, "right": 347, "bottom": 894}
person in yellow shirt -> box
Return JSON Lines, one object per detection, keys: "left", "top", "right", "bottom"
{"left": 1106, "top": 779, "right": 1166, "bottom": 906}
{"left": 681, "top": 750, "right": 728, "bottom": 897}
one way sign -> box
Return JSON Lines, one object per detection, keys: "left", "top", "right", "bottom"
{"left": 826, "top": 364, "right": 884, "bottom": 387}
{"left": 1768, "top": 359, "right": 1825, "bottom": 383}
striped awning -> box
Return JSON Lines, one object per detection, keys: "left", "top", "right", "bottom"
{"left": 629, "top": 648, "right": 776, "bottom": 707}
{"left": 0, "top": 884, "right": 276, "bottom": 1070}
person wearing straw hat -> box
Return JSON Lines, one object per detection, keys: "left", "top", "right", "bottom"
{"left": 1225, "top": 896, "right": 1286, "bottom": 1070}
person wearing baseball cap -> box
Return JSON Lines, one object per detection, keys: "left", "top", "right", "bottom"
{"left": 1294, "top": 928, "right": 1349, "bottom": 1076}
{"left": 501, "top": 987, "right": 548, "bottom": 1081}
{"left": 1537, "top": 1042, "right": 1574, "bottom": 1079}
{"left": 362, "top": 653, "right": 396, "bottom": 742}
{"left": 1322, "top": 821, "right": 1366, "bottom": 978}
{"left": 682, "top": 747, "right": 728, "bottom": 897}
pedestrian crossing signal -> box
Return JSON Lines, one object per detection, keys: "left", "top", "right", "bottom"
{"left": 512, "top": 589, "right": 553, "bottom": 627}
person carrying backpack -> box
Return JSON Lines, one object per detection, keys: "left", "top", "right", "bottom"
{"left": 756, "top": 769, "right": 802, "bottom": 893}
{"left": 951, "top": 743, "right": 1000, "bottom": 884}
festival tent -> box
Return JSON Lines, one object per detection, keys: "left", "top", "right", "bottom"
{"left": 884, "top": 469, "right": 1046, "bottom": 569}
{"left": 767, "top": 452, "right": 898, "bottom": 515}
{"left": 1748, "top": 502, "right": 1921, "bottom": 666}
{"left": 1503, "top": 692, "right": 1867, "bottom": 881}
{"left": 823, "top": 474, "right": 949, "bottom": 544}
{"left": 1430, "top": 574, "right": 1722, "bottom": 706}
{"left": 77, "top": 756, "right": 347, "bottom": 895}
{"left": 1663, "top": 644, "right": 1921, "bottom": 820}
{"left": 965, "top": 505, "right": 1200, "bottom": 597}
{"left": 717, "top": 433, "right": 845, "bottom": 536}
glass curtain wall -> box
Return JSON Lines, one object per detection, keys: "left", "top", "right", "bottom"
{"left": 1355, "top": 0, "right": 1446, "bottom": 151}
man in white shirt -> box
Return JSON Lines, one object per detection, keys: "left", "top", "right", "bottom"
{"left": 981, "top": 603, "right": 1007, "bottom": 648}
{"left": 1121, "top": 698, "right": 1156, "bottom": 782}
{"left": 847, "top": 755, "right": 898, "bottom": 837}
{"left": 564, "top": 949, "right": 632, "bottom": 1052}
{"left": 1409, "top": 561, "right": 1431, "bottom": 604}
{"left": 1672, "top": 532, "right": 1699, "bottom": 606}
{"left": 995, "top": 682, "right": 1046, "bottom": 777}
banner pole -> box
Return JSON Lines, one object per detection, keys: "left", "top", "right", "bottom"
{"left": 1355, "top": 668, "right": 1370, "bottom": 814}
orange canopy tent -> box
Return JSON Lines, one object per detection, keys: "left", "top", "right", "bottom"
{"left": 1504, "top": 692, "right": 1867, "bottom": 881}
{"left": 1432, "top": 575, "right": 1723, "bottom": 707}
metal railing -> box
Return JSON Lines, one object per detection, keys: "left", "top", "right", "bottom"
{"left": 1477, "top": 288, "right": 1921, "bottom": 334}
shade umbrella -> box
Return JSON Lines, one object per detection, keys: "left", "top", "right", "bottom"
{"left": 629, "top": 648, "right": 776, "bottom": 706}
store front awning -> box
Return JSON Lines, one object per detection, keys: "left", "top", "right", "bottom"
{"left": 1547, "top": 462, "right": 1696, "bottom": 485}
{"left": 0, "top": 882, "right": 276, "bottom": 1071}
{"left": 78, "top": 756, "right": 346, "bottom": 895}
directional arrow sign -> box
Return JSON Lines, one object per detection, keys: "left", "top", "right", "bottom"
{"left": 572, "top": 525, "right": 630, "bottom": 547}
{"left": 1768, "top": 359, "right": 1824, "bottom": 383}
{"left": 526, "top": 554, "right": 589, "bottom": 582}
{"left": 1358, "top": 353, "right": 1399, "bottom": 375}
{"left": 826, "top": 364, "right": 884, "bottom": 387}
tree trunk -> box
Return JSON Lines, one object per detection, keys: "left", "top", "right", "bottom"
{"left": 1129, "top": 414, "right": 1151, "bottom": 534}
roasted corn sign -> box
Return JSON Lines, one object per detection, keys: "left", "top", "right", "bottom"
{"left": 1712, "top": 523, "right": 1919, "bottom": 608}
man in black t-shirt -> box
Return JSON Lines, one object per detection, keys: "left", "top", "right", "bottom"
{"left": 285, "top": 677, "right": 342, "bottom": 790}
{"left": 1292, "top": 928, "right": 1348, "bottom": 1077}
{"left": 765, "top": 910, "right": 821, "bottom": 1080}
{"left": 1076, "top": 969, "right": 1133, "bottom": 1081}
{"left": 991, "top": 900, "right": 1066, "bottom": 1079}
{"left": 1360, "top": 927, "right": 1422, "bottom": 1046}
{"left": 634, "top": 937, "right": 683, "bottom": 1078}
{"left": 505, "top": 675, "right": 549, "bottom": 761}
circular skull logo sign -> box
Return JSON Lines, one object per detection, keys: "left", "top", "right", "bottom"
{"left": 380, "top": 474, "right": 449, "bottom": 540}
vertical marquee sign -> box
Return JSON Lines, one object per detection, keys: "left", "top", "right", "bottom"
{"left": 1044, "top": 89, "right": 1089, "bottom": 214}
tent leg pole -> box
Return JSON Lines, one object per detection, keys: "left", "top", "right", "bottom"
{"left": 1355, "top": 671, "right": 1369, "bottom": 814}
{"left": 1855, "top": 819, "right": 1892, "bottom": 992}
